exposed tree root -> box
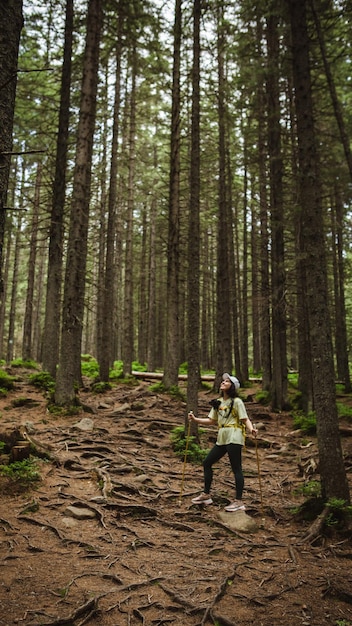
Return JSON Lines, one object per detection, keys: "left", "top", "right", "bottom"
{"left": 36, "top": 596, "right": 102, "bottom": 625}
{"left": 298, "top": 505, "right": 330, "bottom": 544}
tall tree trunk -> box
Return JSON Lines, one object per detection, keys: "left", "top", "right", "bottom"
{"left": 42, "top": 0, "right": 73, "bottom": 377}
{"left": 266, "top": 7, "right": 287, "bottom": 410}
{"left": 240, "top": 142, "right": 249, "bottom": 382}
{"left": 138, "top": 206, "right": 148, "bottom": 366}
{"left": 22, "top": 162, "right": 41, "bottom": 361}
{"left": 257, "top": 41, "right": 271, "bottom": 391}
{"left": 55, "top": 0, "right": 102, "bottom": 405}
{"left": 251, "top": 188, "right": 261, "bottom": 374}
{"left": 146, "top": 196, "right": 157, "bottom": 372}
{"left": 332, "top": 184, "right": 351, "bottom": 392}
{"left": 0, "top": 0, "right": 23, "bottom": 307}
{"left": 215, "top": 2, "right": 231, "bottom": 387}
{"left": 0, "top": 169, "right": 16, "bottom": 359}
{"left": 163, "top": 0, "right": 181, "bottom": 389}
{"left": 122, "top": 46, "right": 137, "bottom": 377}
{"left": 7, "top": 211, "right": 22, "bottom": 363}
{"left": 187, "top": 0, "right": 201, "bottom": 421}
{"left": 288, "top": 0, "right": 350, "bottom": 503}
{"left": 32, "top": 241, "right": 46, "bottom": 362}
{"left": 95, "top": 68, "right": 108, "bottom": 370}
{"left": 99, "top": 4, "right": 123, "bottom": 382}
{"left": 227, "top": 152, "right": 241, "bottom": 381}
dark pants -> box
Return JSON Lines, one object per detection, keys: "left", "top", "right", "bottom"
{"left": 203, "top": 443, "right": 244, "bottom": 500}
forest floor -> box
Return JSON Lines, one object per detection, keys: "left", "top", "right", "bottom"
{"left": 0, "top": 368, "right": 351, "bottom": 626}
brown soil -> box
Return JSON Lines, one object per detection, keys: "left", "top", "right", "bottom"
{"left": 0, "top": 370, "right": 351, "bottom": 626}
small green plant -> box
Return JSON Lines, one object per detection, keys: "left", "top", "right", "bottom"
{"left": 0, "top": 441, "right": 5, "bottom": 452}
{"left": 132, "top": 361, "right": 147, "bottom": 372}
{"left": 294, "top": 480, "right": 321, "bottom": 498}
{"left": 325, "top": 498, "right": 352, "bottom": 526}
{"left": 47, "top": 403, "right": 82, "bottom": 417}
{"left": 178, "top": 362, "right": 188, "bottom": 375}
{"left": 170, "top": 425, "right": 209, "bottom": 464}
{"left": 109, "top": 360, "right": 124, "bottom": 380}
{"left": 10, "top": 358, "right": 39, "bottom": 369}
{"left": 255, "top": 390, "right": 271, "bottom": 406}
{"left": 91, "top": 381, "right": 112, "bottom": 393}
{"left": 0, "top": 370, "right": 15, "bottom": 391}
{"left": 81, "top": 355, "right": 99, "bottom": 378}
{"left": 335, "top": 620, "right": 352, "bottom": 626}
{"left": 149, "top": 382, "right": 185, "bottom": 401}
{"left": 336, "top": 401, "right": 352, "bottom": 422}
{"left": 287, "top": 372, "right": 299, "bottom": 387}
{"left": 292, "top": 410, "right": 317, "bottom": 434}
{"left": 29, "top": 371, "right": 55, "bottom": 393}
{"left": 0, "top": 458, "right": 40, "bottom": 486}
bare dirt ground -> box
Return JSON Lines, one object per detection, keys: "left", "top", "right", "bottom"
{"left": 0, "top": 369, "right": 351, "bottom": 626}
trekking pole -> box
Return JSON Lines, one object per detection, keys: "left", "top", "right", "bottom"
{"left": 254, "top": 424, "right": 264, "bottom": 515}
{"left": 178, "top": 418, "right": 191, "bottom": 506}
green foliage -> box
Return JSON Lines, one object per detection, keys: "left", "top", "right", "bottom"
{"left": 149, "top": 382, "right": 164, "bottom": 393}
{"left": 178, "top": 362, "right": 188, "bottom": 374}
{"left": 81, "top": 356, "right": 99, "bottom": 378}
{"left": 132, "top": 361, "right": 147, "bottom": 372}
{"left": 292, "top": 411, "right": 317, "bottom": 434}
{"left": 109, "top": 361, "right": 124, "bottom": 380}
{"left": 0, "top": 441, "right": 5, "bottom": 451}
{"left": 255, "top": 390, "right": 271, "bottom": 406}
{"left": 294, "top": 480, "right": 321, "bottom": 499}
{"left": 149, "top": 382, "right": 185, "bottom": 401}
{"left": 326, "top": 498, "right": 352, "bottom": 518}
{"left": 336, "top": 401, "right": 352, "bottom": 422}
{"left": 0, "top": 458, "right": 40, "bottom": 486}
{"left": 10, "top": 358, "right": 39, "bottom": 369}
{"left": 170, "top": 425, "right": 209, "bottom": 464}
{"left": 29, "top": 371, "right": 55, "bottom": 393}
{"left": 91, "top": 381, "right": 112, "bottom": 393}
{"left": 0, "top": 370, "right": 15, "bottom": 391}
{"left": 287, "top": 372, "right": 299, "bottom": 387}
{"left": 47, "top": 403, "right": 82, "bottom": 417}
{"left": 325, "top": 498, "right": 352, "bottom": 527}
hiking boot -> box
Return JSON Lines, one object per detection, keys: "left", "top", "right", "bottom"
{"left": 191, "top": 493, "right": 213, "bottom": 505}
{"left": 224, "top": 500, "right": 245, "bottom": 512}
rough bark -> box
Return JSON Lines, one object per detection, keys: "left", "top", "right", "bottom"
{"left": 55, "top": 0, "right": 102, "bottom": 405}
{"left": 215, "top": 2, "right": 232, "bottom": 386}
{"left": 332, "top": 185, "right": 351, "bottom": 392}
{"left": 187, "top": 0, "right": 201, "bottom": 422}
{"left": 122, "top": 46, "right": 137, "bottom": 377}
{"left": 266, "top": 6, "right": 287, "bottom": 410}
{"left": 99, "top": 5, "right": 123, "bottom": 382}
{"left": 0, "top": 0, "right": 23, "bottom": 306}
{"left": 41, "top": 0, "right": 73, "bottom": 378}
{"left": 163, "top": 0, "right": 182, "bottom": 389}
{"left": 22, "top": 162, "right": 41, "bottom": 361}
{"left": 288, "top": 0, "right": 350, "bottom": 503}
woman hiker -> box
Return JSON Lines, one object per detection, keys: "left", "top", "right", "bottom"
{"left": 188, "top": 372, "right": 257, "bottom": 512}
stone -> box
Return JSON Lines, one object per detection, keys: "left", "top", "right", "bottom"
{"left": 218, "top": 510, "right": 259, "bottom": 533}
{"left": 73, "top": 417, "right": 94, "bottom": 432}
{"left": 64, "top": 505, "right": 96, "bottom": 520}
